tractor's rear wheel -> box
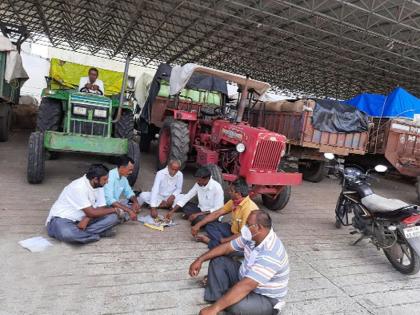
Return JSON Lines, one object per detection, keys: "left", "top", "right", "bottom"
{"left": 262, "top": 186, "right": 291, "bottom": 211}
{"left": 127, "top": 140, "right": 140, "bottom": 186}
{"left": 27, "top": 131, "right": 45, "bottom": 184}
{"left": 36, "top": 97, "right": 62, "bottom": 132}
{"left": 114, "top": 110, "right": 134, "bottom": 139}
{"left": 0, "top": 103, "right": 12, "bottom": 142}
{"left": 157, "top": 118, "right": 189, "bottom": 170}
{"left": 298, "top": 160, "right": 326, "bottom": 183}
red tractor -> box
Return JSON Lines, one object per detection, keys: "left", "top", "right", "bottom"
{"left": 138, "top": 64, "right": 301, "bottom": 210}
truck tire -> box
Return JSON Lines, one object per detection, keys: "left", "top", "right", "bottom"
{"left": 127, "top": 140, "right": 140, "bottom": 186}
{"left": 262, "top": 186, "right": 291, "bottom": 211}
{"left": 115, "top": 110, "right": 134, "bottom": 139}
{"left": 205, "top": 164, "right": 229, "bottom": 201}
{"left": 36, "top": 98, "right": 63, "bottom": 132}
{"left": 298, "top": 160, "right": 326, "bottom": 183}
{"left": 0, "top": 103, "right": 12, "bottom": 142}
{"left": 157, "top": 118, "right": 189, "bottom": 170}
{"left": 27, "top": 131, "right": 45, "bottom": 184}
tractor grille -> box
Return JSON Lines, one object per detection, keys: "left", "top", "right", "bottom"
{"left": 70, "top": 103, "right": 109, "bottom": 136}
{"left": 70, "top": 119, "right": 108, "bottom": 136}
{"left": 252, "top": 139, "right": 283, "bottom": 171}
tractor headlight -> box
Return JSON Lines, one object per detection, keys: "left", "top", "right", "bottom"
{"left": 94, "top": 109, "right": 108, "bottom": 118}
{"left": 73, "top": 106, "right": 87, "bottom": 116}
{"left": 236, "top": 143, "right": 246, "bottom": 153}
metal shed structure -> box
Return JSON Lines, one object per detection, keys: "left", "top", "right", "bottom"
{"left": 1, "top": 0, "right": 419, "bottom": 99}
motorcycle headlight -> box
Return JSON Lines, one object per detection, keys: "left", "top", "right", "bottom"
{"left": 94, "top": 109, "right": 108, "bottom": 118}
{"left": 236, "top": 143, "right": 245, "bottom": 153}
{"left": 73, "top": 106, "right": 87, "bottom": 116}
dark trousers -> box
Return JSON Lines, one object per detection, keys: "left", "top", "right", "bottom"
{"left": 205, "top": 221, "right": 233, "bottom": 249}
{"left": 181, "top": 202, "right": 206, "bottom": 226}
{"left": 47, "top": 214, "right": 119, "bottom": 244}
{"left": 205, "top": 256, "right": 279, "bottom": 315}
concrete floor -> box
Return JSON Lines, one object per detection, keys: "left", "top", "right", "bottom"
{"left": 1, "top": 131, "right": 420, "bottom": 315}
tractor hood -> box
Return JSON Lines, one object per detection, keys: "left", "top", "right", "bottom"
{"left": 169, "top": 63, "right": 270, "bottom": 97}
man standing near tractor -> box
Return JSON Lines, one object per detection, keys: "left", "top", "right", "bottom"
{"left": 78, "top": 67, "right": 104, "bottom": 95}
{"left": 166, "top": 166, "right": 224, "bottom": 226}
{"left": 45, "top": 164, "right": 122, "bottom": 244}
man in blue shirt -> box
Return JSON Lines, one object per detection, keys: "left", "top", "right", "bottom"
{"left": 104, "top": 156, "right": 140, "bottom": 221}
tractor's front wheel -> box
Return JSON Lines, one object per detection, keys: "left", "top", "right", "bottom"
{"left": 127, "top": 140, "right": 140, "bottom": 186}
{"left": 262, "top": 186, "right": 291, "bottom": 211}
{"left": 27, "top": 131, "right": 45, "bottom": 184}
{"left": 157, "top": 118, "right": 189, "bottom": 170}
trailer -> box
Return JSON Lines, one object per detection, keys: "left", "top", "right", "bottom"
{"left": 246, "top": 99, "right": 369, "bottom": 182}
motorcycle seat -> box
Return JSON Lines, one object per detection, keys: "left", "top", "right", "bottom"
{"left": 361, "top": 194, "right": 408, "bottom": 213}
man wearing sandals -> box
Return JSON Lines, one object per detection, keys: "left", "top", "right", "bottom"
{"left": 191, "top": 178, "right": 258, "bottom": 248}
{"left": 46, "top": 164, "right": 122, "bottom": 244}
{"left": 189, "top": 210, "right": 289, "bottom": 315}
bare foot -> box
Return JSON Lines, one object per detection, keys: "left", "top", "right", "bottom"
{"left": 195, "top": 234, "right": 210, "bottom": 244}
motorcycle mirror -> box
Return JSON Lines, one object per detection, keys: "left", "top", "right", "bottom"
{"left": 324, "top": 153, "right": 335, "bottom": 160}
{"left": 374, "top": 165, "right": 388, "bottom": 173}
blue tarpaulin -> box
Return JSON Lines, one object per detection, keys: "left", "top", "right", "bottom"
{"left": 345, "top": 87, "right": 420, "bottom": 119}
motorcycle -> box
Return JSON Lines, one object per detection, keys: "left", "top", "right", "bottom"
{"left": 325, "top": 153, "right": 420, "bottom": 275}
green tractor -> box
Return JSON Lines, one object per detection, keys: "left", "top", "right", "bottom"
{"left": 27, "top": 56, "right": 139, "bottom": 185}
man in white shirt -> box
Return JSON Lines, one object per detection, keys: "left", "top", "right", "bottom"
{"left": 78, "top": 67, "right": 104, "bottom": 95}
{"left": 46, "top": 164, "right": 121, "bottom": 244}
{"left": 166, "top": 166, "right": 224, "bottom": 226}
{"left": 139, "top": 159, "right": 184, "bottom": 218}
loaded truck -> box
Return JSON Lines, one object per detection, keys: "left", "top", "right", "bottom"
{"left": 136, "top": 63, "right": 302, "bottom": 211}
{"left": 246, "top": 99, "right": 369, "bottom": 182}
{"left": 0, "top": 28, "right": 29, "bottom": 142}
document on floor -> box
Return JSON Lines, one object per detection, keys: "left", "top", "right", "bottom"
{"left": 18, "top": 236, "right": 53, "bottom": 252}
{"left": 138, "top": 214, "right": 177, "bottom": 231}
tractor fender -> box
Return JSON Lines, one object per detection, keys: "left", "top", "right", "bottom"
{"left": 163, "top": 108, "right": 197, "bottom": 121}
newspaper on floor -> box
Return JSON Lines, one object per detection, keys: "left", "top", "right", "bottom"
{"left": 18, "top": 236, "right": 53, "bottom": 252}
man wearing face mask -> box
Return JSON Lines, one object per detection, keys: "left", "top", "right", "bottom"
{"left": 189, "top": 210, "right": 289, "bottom": 315}
{"left": 192, "top": 178, "right": 258, "bottom": 248}
{"left": 165, "top": 166, "right": 224, "bottom": 225}
{"left": 46, "top": 164, "right": 122, "bottom": 244}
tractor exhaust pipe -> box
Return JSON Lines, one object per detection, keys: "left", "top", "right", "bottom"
{"left": 113, "top": 52, "right": 131, "bottom": 123}
{"left": 236, "top": 76, "right": 249, "bottom": 123}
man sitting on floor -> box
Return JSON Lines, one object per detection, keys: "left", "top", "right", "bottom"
{"left": 46, "top": 164, "right": 122, "bottom": 244}
{"left": 138, "top": 159, "right": 183, "bottom": 218}
{"left": 189, "top": 210, "right": 289, "bottom": 315}
{"left": 166, "top": 166, "right": 224, "bottom": 225}
{"left": 104, "top": 155, "right": 140, "bottom": 222}
{"left": 191, "top": 178, "right": 258, "bottom": 248}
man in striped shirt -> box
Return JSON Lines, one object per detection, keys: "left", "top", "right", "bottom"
{"left": 189, "top": 210, "right": 289, "bottom": 315}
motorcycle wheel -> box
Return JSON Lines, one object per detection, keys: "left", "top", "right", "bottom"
{"left": 383, "top": 237, "right": 420, "bottom": 275}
